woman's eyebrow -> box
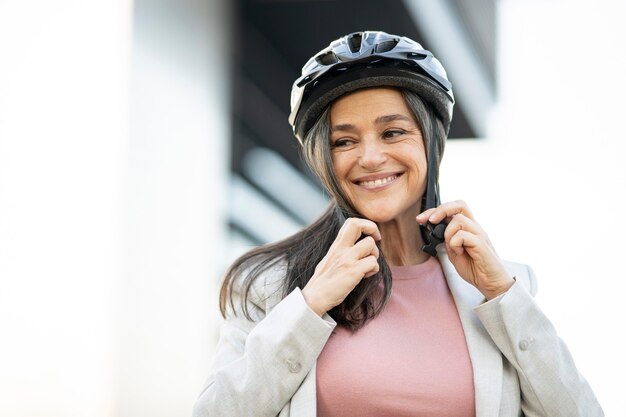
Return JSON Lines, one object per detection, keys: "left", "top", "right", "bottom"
{"left": 374, "top": 114, "right": 411, "bottom": 124}
{"left": 331, "top": 114, "right": 412, "bottom": 132}
{"left": 331, "top": 123, "right": 356, "bottom": 132}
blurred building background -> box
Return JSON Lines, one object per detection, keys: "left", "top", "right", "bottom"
{"left": 0, "top": 0, "right": 624, "bottom": 416}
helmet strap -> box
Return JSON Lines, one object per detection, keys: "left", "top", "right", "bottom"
{"left": 424, "top": 117, "right": 441, "bottom": 210}
{"left": 420, "top": 118, "right": 446, "bottom": 256}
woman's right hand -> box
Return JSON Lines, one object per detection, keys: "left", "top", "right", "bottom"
{"left": 301, "top": 218, "right": 381, "bottom": 317}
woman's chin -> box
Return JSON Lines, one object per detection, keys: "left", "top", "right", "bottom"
{"left": 356, "top": 203, "right": 422, "bottom": 225}
{"left": 358, "top": 209, "right": 398, "bottom": 224}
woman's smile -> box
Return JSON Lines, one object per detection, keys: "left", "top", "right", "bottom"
{"left": 353, "top": 172, "right": 403, "bottom": 191}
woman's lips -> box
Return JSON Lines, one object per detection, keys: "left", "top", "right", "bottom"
{"left": 354, "top": 173, "right": 402, "bottom": 190}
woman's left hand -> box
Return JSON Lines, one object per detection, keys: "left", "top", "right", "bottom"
{"left": 416, "top": 200, "right": 514, "bottom": 300}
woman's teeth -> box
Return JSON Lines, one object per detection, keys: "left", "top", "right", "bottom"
{"left": 359, "top": 174, "right": 398, "bottom": 187}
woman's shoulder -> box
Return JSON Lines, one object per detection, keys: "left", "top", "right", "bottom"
{"left": 227, "top": 257, "right": 289, "bottom": 318}
{"left": 501, "top": 259, "right": 538, "bottom": 296}
{"left": 249, "top": 258, "right": 289, "bottom": 303}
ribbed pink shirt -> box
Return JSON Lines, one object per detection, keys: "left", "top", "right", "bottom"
{"left": 316, "top": 257, "right": 475, "bottom": 417}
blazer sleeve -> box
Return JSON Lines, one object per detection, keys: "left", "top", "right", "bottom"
{"left": 474, "top": 265, "right": 604, "bottom": 417}
{"left": 192, "top": 266, "right": 336, "bottom": 417}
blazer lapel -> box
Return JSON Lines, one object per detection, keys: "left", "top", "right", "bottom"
{"left": 437, "top": 247, "right": 503, "bottom": 417}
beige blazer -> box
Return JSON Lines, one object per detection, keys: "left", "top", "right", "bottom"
{"left": 193, "top": 247, "right": 603, "bottom": 416}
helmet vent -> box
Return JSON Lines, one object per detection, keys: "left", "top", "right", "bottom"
{"left": 315, "top": 51, "right": 339, "bottom": 66}
{"left": 296, "top": 75, "right": 312, "bottom": 88}
{"left": 408, "top": 52, "right": 427, "bottom": 60}
{"left": 347, "top": 33, "right": 363, "bottom": 53}
{"left": 375, "top": 39, "right": 398, "bottom": 53}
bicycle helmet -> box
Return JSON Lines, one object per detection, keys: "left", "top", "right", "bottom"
{"left": 288, "top": 30, "right": 454, "bottom": 144}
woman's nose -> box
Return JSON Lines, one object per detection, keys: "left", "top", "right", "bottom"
{"left": 358, "top": 138, "right": 387, "bottom": 170}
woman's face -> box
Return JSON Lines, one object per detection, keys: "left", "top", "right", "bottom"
{"left": 329, "top": 88, "right": 428, "bottom": 224}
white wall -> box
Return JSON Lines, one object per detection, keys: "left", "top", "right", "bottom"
{"left": 117, "top": 0, "right": 230, "bottom": 415}
{"left": 0, "top": 1, "right": 230, "bottom": 416}
{"left": 440, "top": 1, "right": 626, "bottom": 415}
{"left": 0, "top": 1, "right": 132, "bottom": 416}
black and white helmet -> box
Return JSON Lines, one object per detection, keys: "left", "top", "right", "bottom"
{"left": 288, "top": 30, "right": 455, "bottom": 144}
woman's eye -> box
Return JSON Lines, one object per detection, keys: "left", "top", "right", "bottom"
{"left": 332, "top": 138, "right": 355, "bottom": 148}
{"left": 383, "top": 129, "right": 406, "bottom": 139}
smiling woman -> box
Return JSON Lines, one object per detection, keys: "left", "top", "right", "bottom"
{"left": 193, "top": 31, "right": 604, "bottom": 417}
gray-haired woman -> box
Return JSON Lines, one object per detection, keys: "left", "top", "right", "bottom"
{"left": 193, "top": 31, "right": 603, "bottom": 417}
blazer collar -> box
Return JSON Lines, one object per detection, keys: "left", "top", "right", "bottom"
{"left": 437, "top": 246, "right": 503, "bottom": 417}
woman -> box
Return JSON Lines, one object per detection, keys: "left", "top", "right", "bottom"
{"left": 193, "top": 31, "right": 603, "bottom": 416}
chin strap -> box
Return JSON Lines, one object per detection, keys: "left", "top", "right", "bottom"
{"left": 420, "top": 118, "right": 447, "bottom": 256}
{"left": 424, "top": 116, "right": 441, "bottom": 210}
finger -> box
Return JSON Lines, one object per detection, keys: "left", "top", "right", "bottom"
{"left": 428, "top": 200, "right": 475, "bottom": 225}
{"left": 444, "top": 213, "right": 483, "bottom": 243}
{"left": 416, "top": 208, "right": 437, "bottom": 224}
{"left": 364, "top": 267, "right": 380, "bottom": 278}
{"left": 358, "top": 255, "right": 380, "bottom": 278}
{"left": 337, "top": 217, "right": 382, "bottom": 245}
{"left": 352, "top": 236, "right": 380, "bottom": 259}
{"left": 448, "top": 229, "right": 481, "bottom": 256}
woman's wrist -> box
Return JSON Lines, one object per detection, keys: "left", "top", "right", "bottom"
{"left": 481, "top": 275, "right": 515, "bottom": 300}
{"left": 301, "top": 287, "right": 326, "bottom": 317}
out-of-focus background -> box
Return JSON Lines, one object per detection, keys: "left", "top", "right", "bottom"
{"left": 0, "top": 0, "right": 624, "bottom": 416}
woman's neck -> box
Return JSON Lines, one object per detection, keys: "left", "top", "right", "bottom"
{"left": 378, "top": 214, "right": 431, "bottom": 266}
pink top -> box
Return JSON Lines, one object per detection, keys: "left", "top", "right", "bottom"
{"left": 316, "top": 257, "right": 475, "bottom": 417}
